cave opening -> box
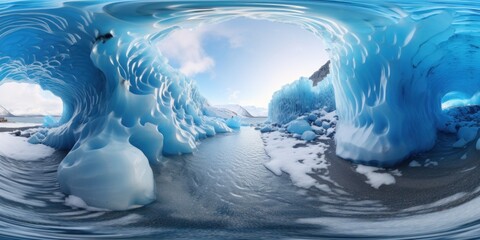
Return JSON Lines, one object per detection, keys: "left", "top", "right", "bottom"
{"left": 0, "top": 81, "right": 63, "bottom": 126}
{"left": 155, "top": 16, "right": 331, "bottom": 118}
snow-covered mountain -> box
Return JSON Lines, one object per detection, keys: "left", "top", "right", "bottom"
{"left": 243, "top": 106, "right": 268, "bottom": 117}
{"left": 203, "top": 105, "right": 238, "bottom": 119}
{"left": 215, "top": 104, "right": 254, "bottom": 118}
{"left": 0, "top": 105, "right": 14, "bottom": 117}
{"left": 203, "top": 104, "right": 267, "bottom": 118}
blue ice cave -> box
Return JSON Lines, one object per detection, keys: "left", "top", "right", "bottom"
{"left": 1, "top": 0, "right": 479, "bottom": 209}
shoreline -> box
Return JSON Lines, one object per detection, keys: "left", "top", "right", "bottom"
{"left": 0, "top": 126, "right": 41, "bottom": 133}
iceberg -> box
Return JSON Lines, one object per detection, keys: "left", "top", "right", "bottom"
{"left": 2, "top": 0, "right": 480, "bottom": 209}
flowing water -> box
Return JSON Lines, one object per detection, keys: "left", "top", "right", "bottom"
{"left": 1, "top": 126, "right": 480, "bottom": 239}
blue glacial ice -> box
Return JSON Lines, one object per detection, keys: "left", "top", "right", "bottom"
{"left": 269, "top": 77, "right": 335, "bottom": 124}
{"left": 2, "top": 0, "right": 480, "bottom": 209}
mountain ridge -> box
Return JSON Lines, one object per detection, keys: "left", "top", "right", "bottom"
{"left": 0, "top": 105, "right": 14, "bottom": 117}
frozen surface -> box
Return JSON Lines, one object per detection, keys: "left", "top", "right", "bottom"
{"left": 0, "top": 133, "right": 55, "bottom": 160}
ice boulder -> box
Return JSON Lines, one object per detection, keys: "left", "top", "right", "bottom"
{"left": 453, "top": 127, "right": 478, "bottom": 148}
{"left": 307, "top": 114, "right": 317, "bottom": 122}
{"left": 287, "top": 119, "right": 312, "bottom": 134}
{"left": 301, "top": 130, "right": 316, "bottom": 141}
{"left": 58, "top": 141, "right": 155, "bottom": 210}
{"left": 225, "top": 116, "right": 241, "bottom": 129}
{"left": 260, "top": 125, "right": 273, "bottom": 133}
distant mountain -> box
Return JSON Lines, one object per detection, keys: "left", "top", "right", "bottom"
{"left": 203, "top": 104, "right": 264, "bottom": 118}
{"left": 215, "top": 104, "right": 253, "bottom": 118}
{"left": 309, "top": 60, "right": 330, "bottom": 86}
{"left": 203, "top": 105, "right": 238, "bottom": 119}
{"left": 0, "top": 105, "right": 14, "bottom": 117}
{"left": 243, "top": 106, "right": 268, "bottom": 117}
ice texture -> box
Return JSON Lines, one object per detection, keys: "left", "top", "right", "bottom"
{"left": 301, "top": 130, "right": 316, "bottom": 141}
{"left": 286, "top": 119, "right": 312, "bottom": 135}
{"left": 2, "top": 1, "right": 480, "bottom": 209}
{"left": 269, "top": 77, "right": 335, "bottom": 124}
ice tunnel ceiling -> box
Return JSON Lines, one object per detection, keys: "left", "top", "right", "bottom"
{"left": 1, "top": 0, "right": 480, "bottom": 209}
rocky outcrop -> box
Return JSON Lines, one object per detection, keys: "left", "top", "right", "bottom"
{"left": 309, "top": 60, "right": 330, "bottom": 86}
{"left": 0, "top": 105, "right": 13, "bottom": 117}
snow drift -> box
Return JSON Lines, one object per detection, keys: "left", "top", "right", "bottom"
{"left": 1, "top": 0, "right": 480, "bottom": 209}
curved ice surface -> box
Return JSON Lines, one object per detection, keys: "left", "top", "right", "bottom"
{"left": 1, "top": 1, "right": 480, "bottom": 208}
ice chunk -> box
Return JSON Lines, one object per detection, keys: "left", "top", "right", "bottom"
{"left": 225, "top": 116, "right": 241, "bottom": 129}
{"left": 286, "top": 119, "right": 312, "bottom": 135}
{"left": 457, "top": 127, "right": 478, "bottom": 143}
{"left": 58, "top": 140, "right": 155, "bottom": 210}
{"left": 301, "top": 130, "right": 316, "bottom": 141}
{"left": 260, "top": 125, "right": 273, "bottom": 133}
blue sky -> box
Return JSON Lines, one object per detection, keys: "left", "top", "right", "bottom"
{"left": 157, "top": 17, "right": 329, "bottom": 108}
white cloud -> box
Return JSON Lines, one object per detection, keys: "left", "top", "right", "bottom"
{"left": 157, "top": 28, "right": 214, "bottom": 77}
{"left": 227, "top": 89, "right": 240, "bottom": 101}
{"left": 0, "top": 82, "right": 63, "bottom": 116}
{"left": 156, "top": 24, "right": 243, "bottom": 77}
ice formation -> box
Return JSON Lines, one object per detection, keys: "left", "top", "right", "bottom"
{"left": 269, "top": 77, "right": 335, "bottom": 124}
{"left": 2, "top": 0, "right": 480, "bottom": 209}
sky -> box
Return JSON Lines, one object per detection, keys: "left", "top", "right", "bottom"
{"left": 157, "top": 17, "right": 329, "bottom": 108}
{"left": 0, "top": 17, "right": 328, "bottom": 116}
{"left": 0, "top": 82, "right": 63, "bottom": 116}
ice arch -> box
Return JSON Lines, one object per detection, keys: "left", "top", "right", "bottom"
{"left": 1, "top": 1, "right": 479, "bottom": 209}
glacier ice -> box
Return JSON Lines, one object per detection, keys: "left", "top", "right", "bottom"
{"left": 269, "top": 77, "right": 335, "bottom": 125}
{"left": 301, "top": 130, "right": 316, "bottom": 142}
{"left": 2, "top": 0, "right": 480, "bottom": 209}
{"left": 286, "top": 119, "right": 312, "bottom": 135}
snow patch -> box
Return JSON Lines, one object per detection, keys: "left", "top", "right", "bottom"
{"left": 355, "top": 165, "right": 396, "bottom": 189}
{"left": 262, "top": 131, "right": 329, "bottom": 189}
{"left": 64, "top": 195, "right": 109, "bottom": 211}
{"left": 0, "top": 132, "right": 55, "bottom": 160}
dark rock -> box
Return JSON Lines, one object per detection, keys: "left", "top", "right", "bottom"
{"left": 309, "top": 60, "right": 330, "bottom": 86}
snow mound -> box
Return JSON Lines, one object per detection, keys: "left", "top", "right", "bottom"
{"left": 0, "top": 133, "right": 55, "bottom": 160}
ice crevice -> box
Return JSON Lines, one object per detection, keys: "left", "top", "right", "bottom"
{"left": 1, "top": 1, "right": 480, "bottom": 209}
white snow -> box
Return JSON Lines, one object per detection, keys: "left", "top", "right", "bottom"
{"left": 243, "top": 105, "right": 268, "bottom": 117}
{"left": 0, "top": 122, "right": 41, "bottom": 128}
{"left": 262, "top": 131, "right": 330, "bottom": 189}
{"left": 409, "top": 160, "right": 422, "bottom": 167}
{"left": 355, "top": 165, "right": 396, "bottom": 189}
{"left": 0, "top": 132, "right": 55, "bottom": 160}
{"left": 64, "top": 195, "right": 108, "bottom": 211}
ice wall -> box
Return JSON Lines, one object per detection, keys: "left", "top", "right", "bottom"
{"left": 0, "top": 3, "right": 231, "bottom": 210}
{"left": 2, "top": 0, "right": 480, "bottom": 209}
{"left": 268, "top": 77, "right": 335, "bottom": 124}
